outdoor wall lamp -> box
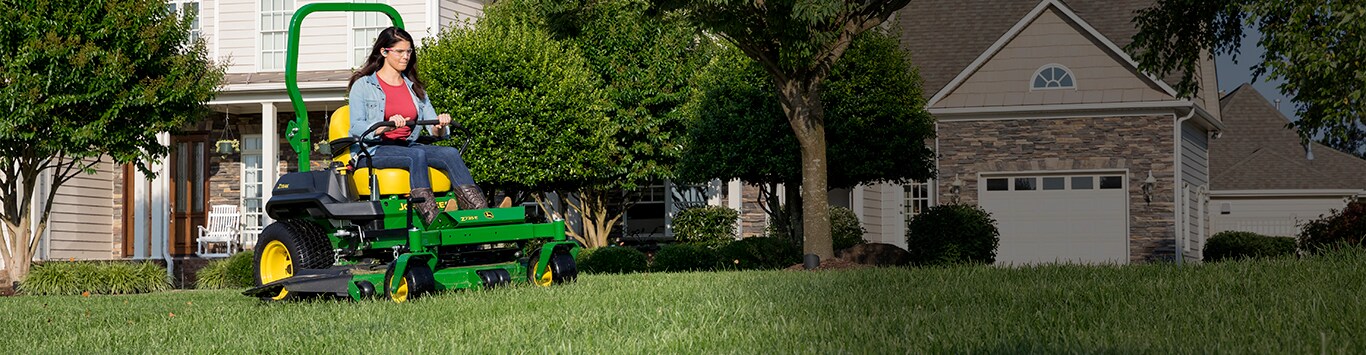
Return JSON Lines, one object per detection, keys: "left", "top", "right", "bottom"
{"left": 1142, "top": 170, "right": 1157, "bottom": 205}
{"left": 949, "top": 175, "right": 963, "bottom": 203}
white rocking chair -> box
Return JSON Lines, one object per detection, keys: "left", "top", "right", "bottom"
{"left": 197, "top": 205, "right": 242, "bottom": 258}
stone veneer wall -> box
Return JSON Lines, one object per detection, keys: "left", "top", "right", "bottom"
{"left": 936, "top": 115, "right": 1178, "bottom": 262}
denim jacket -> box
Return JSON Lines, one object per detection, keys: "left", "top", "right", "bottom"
{"left": 347, "top": 73, "right": 441, "bottom": 153}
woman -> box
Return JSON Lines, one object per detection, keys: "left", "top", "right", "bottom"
{"left": 348, "top": 27, "right": 486, "bottom": 225}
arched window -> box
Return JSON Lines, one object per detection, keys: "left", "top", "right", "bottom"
{"left": 1031, "top": 64, "right": 1075, "bottom": 89}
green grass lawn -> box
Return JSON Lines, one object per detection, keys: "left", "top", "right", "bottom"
{"left": 2, "top": 252, "right": 1363, "bottom": 353}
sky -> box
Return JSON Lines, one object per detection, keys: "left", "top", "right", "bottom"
{"left": 1214, "top": 27, "right": 1298, "bottom": 121}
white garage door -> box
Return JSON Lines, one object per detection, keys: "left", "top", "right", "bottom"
{"left": 979, "top": 174, "right": 1128, "bottom": 265}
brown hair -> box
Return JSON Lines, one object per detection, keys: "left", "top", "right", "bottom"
{"left": 347, "top": 27, "right": 427, "bottom": 100}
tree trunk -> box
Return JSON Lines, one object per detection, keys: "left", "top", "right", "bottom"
{"left": 776, "top": 77, "right": 833, "bottom": 260}
{"left": 2, "top": 218, "right": 35, "bottom": 283}
{"left": 566, "top": 189, "right": 624, "bottom": 248}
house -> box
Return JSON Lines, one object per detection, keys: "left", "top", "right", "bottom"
{"left": 820, "top": 0, "right": 1227, "bottom": 265}
{"left": 11, "top": 0, "right": 488, "bottom": 268}
{"left": 1208, "top": 84, "right": 1366, "bottom": 237}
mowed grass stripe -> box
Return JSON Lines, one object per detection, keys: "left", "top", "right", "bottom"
{"left": 1, "top": 251, "right": 1361, "bottom": 353}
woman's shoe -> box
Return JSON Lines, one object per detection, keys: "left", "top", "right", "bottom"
{"left": 455, "top": 184, "right": 488, "bottom": 210}
{"left": 410, "top": 187, "right": 439, "bottom": 225}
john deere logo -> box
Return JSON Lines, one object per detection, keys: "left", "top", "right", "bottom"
{"left": 484, "top": 211, "right": 495, "bottom": 219}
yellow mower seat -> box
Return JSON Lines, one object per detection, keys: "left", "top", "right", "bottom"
{"left": 329, "top": 106, "right": 451, "bottom": 197}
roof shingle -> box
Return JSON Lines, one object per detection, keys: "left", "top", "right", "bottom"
{"left": 1211, "top": 84, "right": 1366, "bottom": 190}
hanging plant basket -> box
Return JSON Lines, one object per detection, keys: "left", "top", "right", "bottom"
{"left": 215, "top": 139, "right": 239, "bottom": 155}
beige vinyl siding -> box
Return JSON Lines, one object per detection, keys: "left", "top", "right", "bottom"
{"left": 202, "top": 0, "right": 217, "bottom": 59}
{"left": 1180, "top": 121, "right": 1210, "bottom": 256}
{"left": 388, "top": 0, "right": 429, "bottom": 42}
{"left": 219, "top": 0, "right": 257, "bottom": 72}
{"left": 859, "top": 185, "right": 884, "bottom": 245}
{"left": 439, "top": 0, "right": 484, "bottom": 29}
{"left": 218, "top": 0, "right": 433, "bottom": 73}
{"left": 934, "top": 8, "right": 1173, "bottom": 109}
{"left": 47, "top": 159, "right": 115, "bottom": 260}
{"left": 1211, "top": 197, "right": 1348, "bottom": 237}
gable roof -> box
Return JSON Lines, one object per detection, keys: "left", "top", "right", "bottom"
{"left": 899, "top": 0, "right": 1171, "bottom": 100}
{"left": 925, "top": 0, "right": 1176, "bottom": 107}
{"left": 1211, "top": 84, "right": 1366, "bottom": 191}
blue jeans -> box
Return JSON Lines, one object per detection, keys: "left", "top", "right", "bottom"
{"left": 360, "top": 143, "right": 475, "bottom": 190}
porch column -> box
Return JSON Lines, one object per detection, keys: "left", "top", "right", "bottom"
{"left": 132, "top": 164, "right": 148, "bottom": 259}
{"left": 150, "top": 132, "right": 170, "bottom": 259}
{"left": 261, "top": 102, "right": 278, "bottom": 226}
{"left": 728, "top": 180, "right": 742, "bottom": 237}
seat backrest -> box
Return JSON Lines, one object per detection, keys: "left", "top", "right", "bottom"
{"left": 328, "top": 106, "right": 352, "bottom": 165}
{"left": 205, "top": 205, "right": 240, "bottom": 234}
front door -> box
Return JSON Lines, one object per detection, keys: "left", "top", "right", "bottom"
{"left": 169, "top": 134, "right": 209, "bottom": 255}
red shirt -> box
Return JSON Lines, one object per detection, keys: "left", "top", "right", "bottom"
{"left": 380, "top": 77, "right": 418, "bottom": 140}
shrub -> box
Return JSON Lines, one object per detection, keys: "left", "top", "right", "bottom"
{"left": 20, "top": 261, "right": 171, "bottom": 296}
{"left": 717, "top": 237, "right": 802, "bottom": 270}
{"left": 578, "top": 247, "right": 649, "bottom": 274}
{"left": 1203, "top": 231, "right": 1296, "bottom": 262}
{"left": 831, "top": 206, "right": 868, "bottom": 251}
{"left": 672, "top": 206, "right": 740, "bottom": 247}
{"left": 906, "top": 204, "right": 1000, "bottom": 266}
{"left": 1298, "top": 201, "right": 1366, "bottom": 254}
{"left": 196, "top": 252, "right": 256, "bottom": 289}
{"left": 652, "top": 243, "right": 720, "bottom": 272}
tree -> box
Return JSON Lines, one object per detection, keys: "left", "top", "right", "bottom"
{"left": 418, "top": 19, "right": 616, "bottom": 211}
{"left": 461, "top": 0, "right": 710, "bottom": 248}
{"left": 0, "top": 0, "right": 224, "bottom": 282}
{"left": 1318, "top": 125, "right": 1366, "bottom": 159}
{"left": 1128, "top": 1, "right": 1366, "bottom": 144}
{"left": 656, "top": 0, "right": 911, "bottom": 259}
{"left": 678, "top": 29, "right": 935, "bottom": 244}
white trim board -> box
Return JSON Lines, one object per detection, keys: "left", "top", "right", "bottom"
{"left": 1210, "top": 189, "right": 1366, "bottom": 198}
{"left": 925, "top": 0, "right": 1179, "bottom": 107}
{"left": 930, "top": 101, "right": 1226, "bottom": 132}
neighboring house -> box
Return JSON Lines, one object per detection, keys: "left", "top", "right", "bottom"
{"left": 829, "top": 0, "right": 1227, "bottom": 265}
{"left": 1208, "top": 84, "right": 1366, "bottom": 237}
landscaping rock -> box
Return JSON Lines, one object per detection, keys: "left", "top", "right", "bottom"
{"left": 835, "top": 243, "right": 911, "bottom": 267}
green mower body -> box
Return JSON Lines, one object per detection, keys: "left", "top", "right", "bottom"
{"left": 242, "top": 3, "right": 579, "bottom": 302}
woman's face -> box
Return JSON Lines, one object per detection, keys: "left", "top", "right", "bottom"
{"left": 383, "top": 40, "right": 413, "bottom": 72}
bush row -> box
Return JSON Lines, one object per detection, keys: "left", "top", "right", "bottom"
{"left": 578, "top": 236, "right": 802, "bottom": 274}
{"left": 195, "top": 251, "right": 256, "bottom": 289}
{"left": 1204, "top": 231, "right": 1295, "bottom": 262}
{"left": 21, "top": 261, "right": 171, "bottom": 296}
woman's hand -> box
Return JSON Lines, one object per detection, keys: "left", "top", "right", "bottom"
{"left": 434, "top": 113, "right": 451, "bottom": 133}
{"left": 379, "top": 114, "right": 408, "bottom": 134}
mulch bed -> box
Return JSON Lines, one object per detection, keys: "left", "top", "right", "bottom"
{"left": 785, "top": 258, "right": 871, "bottom": 271}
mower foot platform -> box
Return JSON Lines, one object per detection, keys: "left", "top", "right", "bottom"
{"left": 243, "top": 267, "right": 353, "bottom": 299}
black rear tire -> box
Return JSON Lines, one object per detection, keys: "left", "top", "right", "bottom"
{"left": 252, "top": 220, "right": 332, "bottom": 300}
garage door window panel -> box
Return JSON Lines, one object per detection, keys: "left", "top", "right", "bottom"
{"left": 1014, "top": 177, "right": 1036, "bottom": 191}
{"left": 1099, "top": 176, "right": 1123, "bottom": 189}
{"left": 986, "top": 178, "right": 1009, "bottom": 191}
{"left": 1042, "top": 177, "right": 1065, "bottom": 190}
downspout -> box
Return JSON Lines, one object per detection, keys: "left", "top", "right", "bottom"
{"left": 1173, "top": 108, "right": 1196, "bottom": 265}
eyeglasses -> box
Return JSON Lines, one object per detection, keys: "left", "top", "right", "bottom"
{"left": 384, "top": 48, "right": 416, "bottom": 57}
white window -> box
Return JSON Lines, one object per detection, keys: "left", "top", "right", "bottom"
{"left": 351, "top": 0, "right": 389, "bottom": 68}
{"left": 240, "top": 135, "right": 265, "bottom": 247}
{"left": 168, "top": 0, "right": 201, "bottom": 39}
{"left": 260, "top": 0, "right": 295, "bottom": 71}
{"left": 1031, "top": 64, "right": 1075, "bottom": 90}
{"left": 904, "top": 181, "right": 931, "bottom": 228}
